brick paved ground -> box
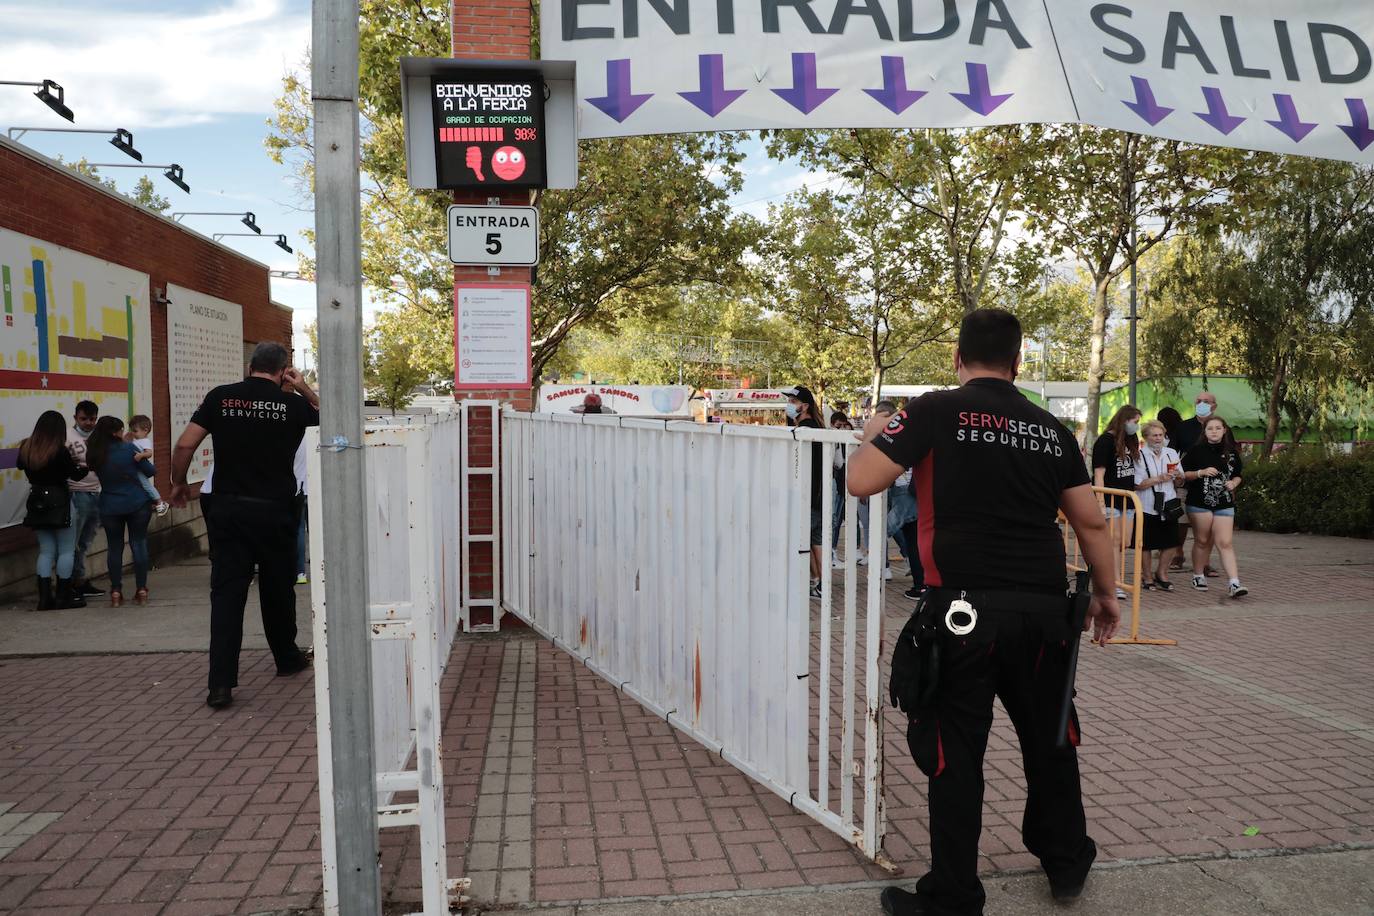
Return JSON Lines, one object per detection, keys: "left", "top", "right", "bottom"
{"left": 0, "top": 531, "right": 1369, "bottom": 913}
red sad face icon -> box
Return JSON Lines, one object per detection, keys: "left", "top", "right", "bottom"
{"left": 491, "top": 146, "right": 526, "bottom": 181}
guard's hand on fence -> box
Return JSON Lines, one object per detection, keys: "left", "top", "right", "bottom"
{"left": 1086, "top": 593, "right": 1120, "bottom": 646}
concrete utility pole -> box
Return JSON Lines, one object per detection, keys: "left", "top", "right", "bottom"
{"left": 312, "top": 1, "right": 381, "bottom": 911}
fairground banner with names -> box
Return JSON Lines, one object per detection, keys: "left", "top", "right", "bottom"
{"left": 546, "top": 0, "right": 1374, "bottom": 163}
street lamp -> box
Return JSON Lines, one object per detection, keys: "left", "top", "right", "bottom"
{"left": 172, "top": 211, "right": 260, "bottom": 233}
{"left": 84, "top": 161, "right": 190, "bottom": 193}
{"left": 6, "top": 126, "right": 143, "bottom": 161}
{"left": 0, "top": 79, "right": 74, "bottom": 121}
{"left": 213, "top": 232, "right": 293, "bottom": 254}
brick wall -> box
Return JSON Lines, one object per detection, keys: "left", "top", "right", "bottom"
{"left": 0, "top": 139, "right": 290, "bottom": 595}
{"left": 452, "top": 0, "right": 536, "bottom": 627}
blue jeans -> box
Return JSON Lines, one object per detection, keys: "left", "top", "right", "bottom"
{"left": 830, "top": 486, "right": 845, "bottom": 546}
{"left": 296, "top": 496, "right": 308, "bottom": 576}
{"left": 70, "top": 491, "right": 101, "bottom": 583}
{"left": 102, "top": 504, "right": 152, "bottom": 591}
{"left": 35, "top": 501, "right": 79, "bottom": 578}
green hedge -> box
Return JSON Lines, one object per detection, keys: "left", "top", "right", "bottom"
{"left": 1236, "top": 447, "right": 1374, "bottom": 538}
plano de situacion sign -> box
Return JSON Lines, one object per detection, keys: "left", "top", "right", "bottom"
{"left": 431, "top": 73, "right": 547, "bottom": 190}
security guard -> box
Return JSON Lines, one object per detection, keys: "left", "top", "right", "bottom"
{"left": 847, "top": 309, "right": 1120, "bottom": 915}
{"left": 170, "top": 342, "right": 319, "bottom": 710}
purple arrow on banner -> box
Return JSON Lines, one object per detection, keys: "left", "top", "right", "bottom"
{"left": 1195, "top": 87, "right": 1245, "bottom": 135}
{"left": 863, "top": 56, "right": 927, "bottom": 115}
{"left": 772, "top": 53, "right": 838, "bottom": 115}
{"left": 950, "top": 62, "right": 1012, "bottom": 115}
{"left": 1122, "top": 76, "right": 1173, "bottom": 126}
{"left": 679, "top": 54, "right": 746, "bottom": 117}
{"left": 587, "top": 59, "right": 653, "bottom": 123}
{"left": 1339, "top": 98, "right": 1374, "bottom": 151}
{"left": 1266, "top": 94, "right": 1317, "bottom": 143}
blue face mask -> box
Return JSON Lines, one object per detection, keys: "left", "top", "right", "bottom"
{"left": 784, "top": 403, "right": 799, "bottom": 420}
{"left": 1196, "top": 402, "right": 1213, "bottom": 418}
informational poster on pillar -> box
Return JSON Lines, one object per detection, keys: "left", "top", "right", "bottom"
{"left": 454, "top": 283, "right": 532, "bottom": 390}
{"left": 166, "top": 285, "right": 244, "bottom": 486}
{"left": 543, "top": 0, "right": 1374, "bottom": 164}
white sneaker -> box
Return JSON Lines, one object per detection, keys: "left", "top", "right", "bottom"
{"left": 883, "top": 567, "right": 894, "bottom": 581}
{"left": 1115, "top": 587, "right": 1127, "bottom": 600}
{"left": 296, "top": 573, "right": 309, "bottom": 585}
{"left": 832, "top": 555, "right": 846, "bottom": 570}
{"left": 154, "top": 501, "right": 170, "bottom": 517}
{"left": 1192, "top": 576, "right": 1208, "bottom": 591}
{"left": 1229, "top": 582, "right": 1247, "bottom": 598}
{"left": 809, "top": 582, "right": 822, "bottom": 600}
{"left": 856, "top": 554, "right": 869, "bottom": 566}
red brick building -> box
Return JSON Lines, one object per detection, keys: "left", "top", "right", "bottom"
{"left": 0, "top": 136, "right": 293, "bottom": 599}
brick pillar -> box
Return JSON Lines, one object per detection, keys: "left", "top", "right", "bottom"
{"left": 452, "top": 0, "right": 535, "bottom": 626}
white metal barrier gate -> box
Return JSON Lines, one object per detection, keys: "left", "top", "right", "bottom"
{"left": 500, "top": 412, "right": 891, "bottom": 863}
{"left": 308, "top": 416, "right": 467, "bottom": 915}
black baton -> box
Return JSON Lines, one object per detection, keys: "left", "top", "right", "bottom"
{"left": 1056, "top": 570, "right": 1092, "bottom": 749}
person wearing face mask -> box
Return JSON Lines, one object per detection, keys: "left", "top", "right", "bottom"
{"left": 781, "top": 385, "right": 826, "bottom": 599}
{"left": 169, "top": 342, "right": 320, "bottom": 710}
{"left": 66, "top": 400, "right": 106, "bottom": 599}
{"left": 846, "top": 309, "right": 1120, "bottom": 916}
{"left": 1180, "top": 415, "right": 1247, "bottom": 598}
{"left": 1091, "top": 406, "right": 1141, "bottom": 600}
{"left": 1169, "top": 392, "right": 1220, "bottom": 577}
{"left": 1133, "top": 420, "right": 1186, "bottom": 590}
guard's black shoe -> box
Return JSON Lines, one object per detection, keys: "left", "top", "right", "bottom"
{"left": 903, "top": 585, "right": 923, "bottom": 600}
{"left": 206, "top": 687, "right": 233, "bottom": 709}
{"left": 880, "top": 886, "right": 927, "bottom": 915}
{"left": 78, "top": 581, "right": 105, "bottom": 596}
{"left": 1049, "top": 875, "right": 1086, "bottom": 901}
{"left": 276, "top": 651, "right": 313, "bottom": 677}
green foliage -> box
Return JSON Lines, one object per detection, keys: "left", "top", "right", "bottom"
{"left": 57, "top": 158, "right": 168, "bottom": 214}
{"left": 266, "top": 0, "right": 758, "bottom": 385}
{"left": 1237, "top": 447, "right": 1374, "bottom": 538}
{"left": 364, "top": 312, "right": 433, "bottom": 413}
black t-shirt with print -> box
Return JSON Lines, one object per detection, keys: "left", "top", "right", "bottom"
{"left": 872, "top": 378, "right": 1089, "bottom": 593}
{"left": 1091, "top": 432, "right": 1138, "bottom": 492}
{"left": 1181, "top": 441, "right": 1243, "bottom": 510}
{"left": 797, "top": 416, "right": 823, "bottom": 507}
{"left": 190, "top": 377, "right": 320, "bottom": 501}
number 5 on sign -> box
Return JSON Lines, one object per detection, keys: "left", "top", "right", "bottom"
{"left": 447, "top": 204, "right": 539, "bottom": 267}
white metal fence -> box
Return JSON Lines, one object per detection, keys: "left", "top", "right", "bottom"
{"left": 309, "top": 413, "right": 466, "bottom": 916}
{"left": 500, "top": 411, "right": 890, "bottom": 862}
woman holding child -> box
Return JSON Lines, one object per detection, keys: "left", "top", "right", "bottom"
{"left": 87, "top": 415, "right": 157, "bottom": 606}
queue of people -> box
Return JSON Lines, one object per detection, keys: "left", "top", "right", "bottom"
{"left": 18, "top": 400, "right": 168, "bottom": 609}
{"left": 1090, "top": 392, "right": 1248, "bottom": 599}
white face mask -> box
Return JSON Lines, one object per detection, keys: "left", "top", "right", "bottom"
{"left": 73, "top": 425, "right": 92, "bottom": 439}
{"left": 784, "top": 403, "right": 799, "bottom": 420}
{"left": 1195, "top": 402, "right": 1213, "bottom": 418}
{"left": 1125, "top": 421, "right": 1140, "bottom": 435}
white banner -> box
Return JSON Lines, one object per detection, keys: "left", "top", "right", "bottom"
{"left": 546, "top": 0, "right": 1374, "bottom": 163}
{"left": 539, "top": 383, "right": 695, "bottom": 415}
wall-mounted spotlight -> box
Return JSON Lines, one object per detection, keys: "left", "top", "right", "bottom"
{"left": 274, "top": 234, "right": 293, "bottom": 254}
{"left": 84, "top": 160, "right": 191, "bottom": 193}
{"left": 171, "top": 211, "right": 260, "bottom": 234}
{"left": 5, "top": 125, "right": 140, "bottom": 161}
{"left": 212, "top": 231, "right": 296, "bottom": 256}
{"left": 1, "top": 79, "right": 75, "bottom": 121}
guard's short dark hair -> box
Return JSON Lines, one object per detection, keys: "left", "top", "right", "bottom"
{"left": 249, "top": 341, "right": 291, "bottom": 375}
{"left": 958, "top": 308, "right": 1022, "bottom": 371}
{"left": 74, "top": 400, "right": 98, "bottom": 416}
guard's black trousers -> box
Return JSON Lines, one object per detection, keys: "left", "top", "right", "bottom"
{"left": 207, "top": 495, "right": 304, "bottom": 689}
{"left": 906, "top": 605, "right": 1096, "bottom": 915}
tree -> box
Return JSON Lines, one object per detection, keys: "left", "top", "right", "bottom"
{"left": 58, "top": 158, "right": 170, "bottom": 214}
{"left": 1019, "top": 126, "right": 1253, "bottom": 446}
{"left": 762, "top": 179, "right": 959, "bottom": 399}
{"left": 265, "top": 0, "right": 759, "bottom": 385}
{"left": 1159, "top": 162, "right": 1374, "bottom": 455}
{"left": 364, "top": 313, "right": 432, "bottom": 414}
{"left": 767, "top": 127, "right": 1044, "bottom": 315}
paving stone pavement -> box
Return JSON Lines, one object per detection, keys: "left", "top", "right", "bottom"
{"left": 0, "top": 530, "right": 1369, "bottom": 914}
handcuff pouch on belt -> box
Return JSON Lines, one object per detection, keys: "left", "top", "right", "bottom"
{"left": 890, "top": 592, "right": 942, "bottom": 715}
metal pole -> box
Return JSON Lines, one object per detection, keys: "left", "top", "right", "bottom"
{"left": 1128, "top": 180, "right": 1138, "bottom": 406}
{"left": 312, "top": 1, "right": 381, "bottom": 912}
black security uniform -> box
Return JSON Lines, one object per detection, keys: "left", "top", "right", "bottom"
{"left": 874, "top": 378, "right": 1095, "bottom": 915}
{"left": 191, "top": 377, "right": 319, "bottom": 690}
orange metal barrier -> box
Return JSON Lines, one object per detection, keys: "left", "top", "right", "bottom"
{"left": 1061, "top": 486, "right": 1177, "bottom": 647}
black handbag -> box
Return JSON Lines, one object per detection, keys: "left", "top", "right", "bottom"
{"left": 24, "top": 483, "right": 71, "bottom": 529}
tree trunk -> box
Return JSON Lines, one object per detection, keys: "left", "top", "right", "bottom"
{"left": 1261, "top": 356, "right": 1286, "bottom": 457}
{"left": 871, "top": 363, "right": 885, "bottom": 406}
{"left": 1082, "top": 275, "right": 1111, "bottom": 450}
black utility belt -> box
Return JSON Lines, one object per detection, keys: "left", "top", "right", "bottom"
{"left": 923, "top": 587, "right": 1066, "bottom": 615}
{"left": 212, "top": 493, "right": 296, "bottom": 508}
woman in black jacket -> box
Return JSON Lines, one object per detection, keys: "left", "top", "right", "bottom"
{"left": 17, "top": 410, "right": 90, "bottom": 609}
